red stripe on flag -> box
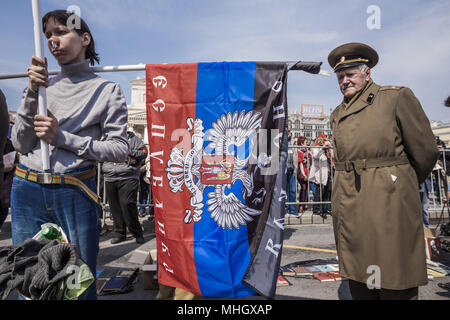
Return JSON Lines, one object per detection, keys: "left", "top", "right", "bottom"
{"left": 146, "top": 63, "right": 201, "bottom": 295}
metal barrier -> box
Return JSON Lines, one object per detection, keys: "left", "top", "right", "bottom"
{"left": 428, "top": 149, "right": 449, "bottom": 211}
{"left": 285, "top": 144, "right": 334, "bottom": 223}
{"left": 285, "top": 146, "right": 450, "bottom": 224}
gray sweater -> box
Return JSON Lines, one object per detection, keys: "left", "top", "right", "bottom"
{"left": 12, "top": 60, "right": 129, "bottom": 173}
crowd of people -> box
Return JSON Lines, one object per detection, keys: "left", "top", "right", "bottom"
{"left": 286, "top": 131, "right": 334, "bottom": 219}
{"left": 287, "top": 130, "right": 450, "bottom": 224}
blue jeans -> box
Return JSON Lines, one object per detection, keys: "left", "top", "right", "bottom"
{"left": 286, "top": 168, "right": 297, "bottom": 215}
{"left": 420, "top": 190, "right": 430, "bottom": 228}
{"left": 11, "top": 164, "right": 101, "bottom": 300}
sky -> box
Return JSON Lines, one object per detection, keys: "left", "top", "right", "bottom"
{"left": 0, "top": 0, "right": 449, "bottom": 121}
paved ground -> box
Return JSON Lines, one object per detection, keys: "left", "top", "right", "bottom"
{"left": 1, "top": 213, "right": 449, "bottom": 300}
{"left": 277, "top": 224, "right": 450, "bottom": 300}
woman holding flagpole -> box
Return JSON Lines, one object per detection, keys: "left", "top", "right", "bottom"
{"left": 11, "top": 9, "right": 129, "bottom": 299}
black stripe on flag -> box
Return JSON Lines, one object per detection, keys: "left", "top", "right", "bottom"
{"left": 243, "top": 62, "right": 289, "bottom": 298}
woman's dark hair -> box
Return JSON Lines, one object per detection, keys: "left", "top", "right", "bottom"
{"left": 42, "top": 10, "right": 100, "bottom": 66}
{"left": 445, "top": 95, "right": 450, "bottom": 107}
{"left": 297, "top": 136, "right": 307, "bottom": 145}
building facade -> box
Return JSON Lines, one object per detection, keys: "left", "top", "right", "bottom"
{"left": 126, "top": 77, "right": 341, "bottom": 145}
{"left": 431, "top": 120, "right": 450, "bottom": 147}
{"left": 127, "top": 76, "right": 148, "bottom": 143}
{"left": 288, "top": 105, "right": 332, "bottom": 142}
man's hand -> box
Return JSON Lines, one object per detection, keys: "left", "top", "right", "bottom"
{"left": 34, "top": 110, "right": 59, "bottom": 144}
{"left": 28, "top": 56, "right": 48, "bottom": 92}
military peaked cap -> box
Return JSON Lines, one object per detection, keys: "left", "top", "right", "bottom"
{"left": 328, "top": 42, "right": 379, "bottom": 72}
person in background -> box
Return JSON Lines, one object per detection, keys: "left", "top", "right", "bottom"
{"left": 143, "top": 148, "right": 154, "bottom": 220}
{"left": 433, "top": 139, "right": 449, "bottom": 204}
{"left": 437, "top": 95, "right": 450, "bottom": 292}
{"left": 11, "top": 10, "right": 129, "bottom": 300}
{"left": 308, "top": 134, "right": 332, "bottom": 218}
{"left": 296, "top": 136, "right": 310, "bottom": 213}
{"left": 437, "top": 139, "right": 450, "bottom": 176}
{"left": 419, "top": 176, "right": 432, "bottom": 228}
{"left": 286, "top": 130, "right": 299, "bottom": 217}
{"left": 443, "top": 97, "right": 450, "bottom": 201}
{"left": 103, "top": 128, "right": 147, "bottom": 244}
{"left": 138, "top": 151, "right": 150, "bottom": 216}
{"left": 434, "top": 140, "right": 449, "bottom": 205}
{"left": 0, "top": 123, "right": 17, "bottom": 229}
{"left": 328, "top": 42, "right": 438, "bottom": 300}
{"left": 0, "top": 90, "right": 8, "bottom": 187}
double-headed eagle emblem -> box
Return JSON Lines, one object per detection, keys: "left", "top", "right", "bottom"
{"left": 165, "top": 110, "right": 266, "bottom": 230}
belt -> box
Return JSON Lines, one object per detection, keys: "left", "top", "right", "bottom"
{"left": 334, "top": 154, "right": 409, "bottom": 175}
{"left": 15, "top": 166, "right": 99, "bottom": 204}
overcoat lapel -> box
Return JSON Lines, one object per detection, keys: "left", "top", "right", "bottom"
{"left": 335, "top": 82, "right": 381, "bottom": 124}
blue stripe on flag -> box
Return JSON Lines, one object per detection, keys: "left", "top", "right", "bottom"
{"left": 194, "top": 62, "right": 257, "bottom": 297}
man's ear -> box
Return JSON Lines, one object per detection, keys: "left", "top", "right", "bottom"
{"left": 365, "top": 67, "right": 371, "bottom": 81}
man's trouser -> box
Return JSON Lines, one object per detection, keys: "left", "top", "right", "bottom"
{"left": 105, "top": 179, "right": 143, "bottom": 239}
{"left": 348, "top": 279, "right": 418, "bottom": 300}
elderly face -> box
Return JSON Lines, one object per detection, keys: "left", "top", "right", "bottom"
{"left": 336, "top": 66, "right": 370, "bottom": 99}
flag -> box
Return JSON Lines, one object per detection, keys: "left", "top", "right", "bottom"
{"left": 146, "top": 61, "right": 289, "bottom": 298}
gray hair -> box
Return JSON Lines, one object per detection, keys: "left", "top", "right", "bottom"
{"left": 358, "top": 64, "right": 369, "bottom": 73}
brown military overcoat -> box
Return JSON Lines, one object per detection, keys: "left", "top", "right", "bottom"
{"left": 330, "top": 80, "right": 439, "bottom": 290}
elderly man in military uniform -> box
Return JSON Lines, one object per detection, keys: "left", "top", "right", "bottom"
{"left": 328, "top": 42, "right": 439, "bottom": 300}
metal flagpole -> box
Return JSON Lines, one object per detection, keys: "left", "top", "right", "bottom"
{"left": 0, "top": 64, "right": 147, "bottom": 79}
{"left": 0, "top": 63, "right": 331, "bottom": 80}
{"left": 31, "top": 0, "right": 51, "bottom": 173}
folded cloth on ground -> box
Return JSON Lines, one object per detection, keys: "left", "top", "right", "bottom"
{"left": 0, "top": 238, "right": 51, "bottom": 299}
{"left": 0, "top": 238, "right": 92, "bottom": 300}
